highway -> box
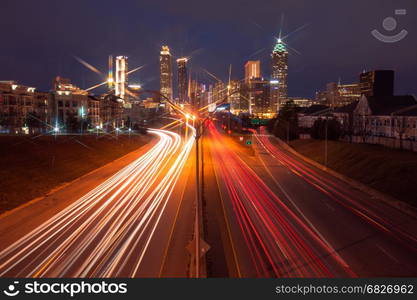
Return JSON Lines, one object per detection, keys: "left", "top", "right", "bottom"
{"left": 207, "top": 122, "right": 417, "bottom": 277}
{"left": 0, "top": 126, "right": 196, "bottom": 278}
{"left": 1, "top": 120, "right": 416, "bottom": 278}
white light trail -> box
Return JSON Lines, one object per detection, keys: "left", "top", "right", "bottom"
{"left": 0, "top": 126, "right": 195, "bottom": 278}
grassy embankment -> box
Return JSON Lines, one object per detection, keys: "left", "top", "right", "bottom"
{"left": 290, "top": 139, "right": 417, "bottom": 207}
{"left": 0, "top": 134, "right": 151, "bottom": 213}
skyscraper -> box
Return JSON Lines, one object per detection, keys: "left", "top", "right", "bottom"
{"left": 177, "top": 57, "right": 188, "bottom": 103}
{"left": 115, "top": 56, "right": 128, "bottom": 101}
{"left": 159, "top": 46, "right": 173, "bottom": 101}
{"left": 271, "top": 38, "right": 288, "bottom": 111}
{"left": 244, "top": 61, "right": 261, "bottom": 83}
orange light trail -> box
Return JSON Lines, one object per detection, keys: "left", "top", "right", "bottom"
{"left": 0, "top": 126, "right": 195, "bottom": 277}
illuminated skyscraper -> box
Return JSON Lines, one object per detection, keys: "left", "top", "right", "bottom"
{"left": 177, "top": 57, "right": 188, "bottom": 103}
{"left": 271, "top": 38, "right": 288, "bottom": 111}
{"left": 115, "top": 56, "right": 128, "bottom": 101}
{"left": 159, "top": 46, "right": 173, "bottom": 101}
{"left": 244, "top": 60, "right": 261, "bottom": 83}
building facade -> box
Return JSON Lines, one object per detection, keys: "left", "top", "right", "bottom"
{"left": 244, "top": 60, "right": 261, "bottom": 83}
{"left": 316, "top": 81, "right": 361, "bottom": 108}
{"left": 100, "top": 93, "right": 124, "bottom": 130}
{"left": 159, "top": 46, "right": 173, "bottom": 101}
{"left": 242, "top": 78, "right": 272, "bottom": 118}
{"left": 212, "top": 81, "right": 226, "bottom": 106}
{"left": 288, "top": 97, "right": 313, "bottom": 108}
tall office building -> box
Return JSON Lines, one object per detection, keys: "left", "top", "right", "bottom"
{"left": 242, "top": 78, "right": 271, "bottom": 117}
{"left": 159, "top": 46, "right": 173, "bottom": 101}
{"left": 212, "top": 81, "right": 226, "bottom": 105}
{"left": 271, "top": 38, "right": 288, "bottom": 111}
{"left": 177, "top": 57, "right": 188, "bottom": 103}
{"left": 360, "top": 70, "right": 394, "bottom": 97}
{"left": 244, "top": 60, "right": 261, "bottom": 83}
{"left": 115, "top": 56, "right": 128, "bottom": 101}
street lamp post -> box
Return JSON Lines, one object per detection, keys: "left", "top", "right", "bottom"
{"left": 194, "top": 120, "right": 201, "bottom": 278}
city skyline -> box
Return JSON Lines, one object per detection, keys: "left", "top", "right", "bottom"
{"left": 1, "top": 0, "right": 416, "bottom": 99}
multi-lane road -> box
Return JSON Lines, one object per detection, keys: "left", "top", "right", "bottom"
{"left": 206, "top": 123, "right": 417, "bottom": 277}
{"left": 0, "top": 121, "right": 416, "bottom": 278}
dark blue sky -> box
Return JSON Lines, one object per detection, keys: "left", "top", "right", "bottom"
{"left": 1, "top": 0, "right": 416, "bottom": 98}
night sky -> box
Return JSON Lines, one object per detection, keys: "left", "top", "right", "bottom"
{"left": 1, "top": 0, "right": 416, "bottom": 98}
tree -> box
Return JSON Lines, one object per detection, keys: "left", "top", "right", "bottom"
{"left": 311, "top": 118, "right": 342, "bottom": 140}
{"left": 272, "top": 100, "right": 299, "bottom": 142}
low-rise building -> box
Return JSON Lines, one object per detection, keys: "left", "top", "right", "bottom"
{"left": 353, "top": 95, "right": 417, "bottom": 141}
